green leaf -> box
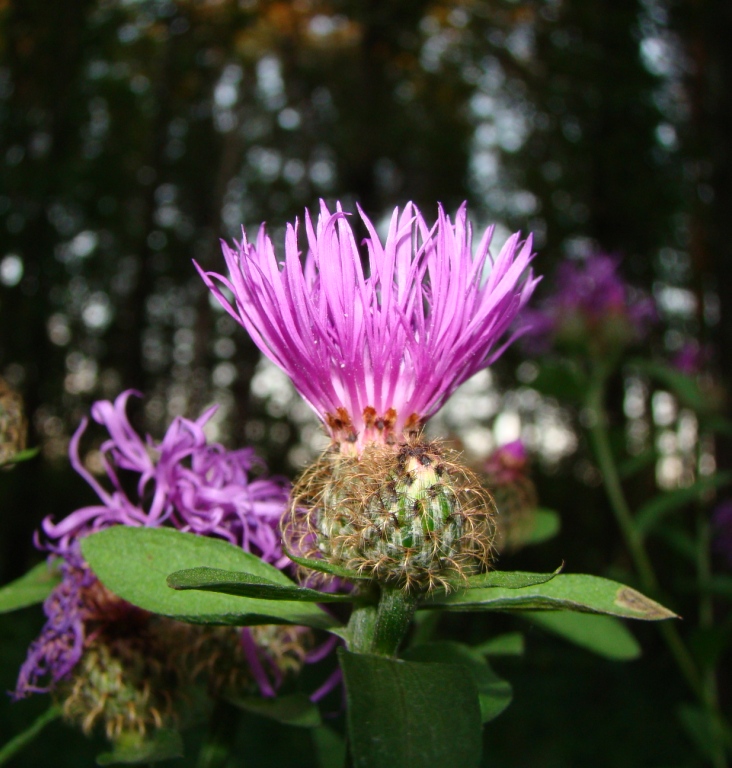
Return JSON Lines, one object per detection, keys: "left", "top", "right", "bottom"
{"left": 167, "top": 566, "right": 354, "bottom": 603}
{"left": 520, "top": 508, "right": 561, "bottom": 546}
{"left": 424, "top": 573, "right": 677, "bottom": 621}
{"left": 0, "top": 447, "right": 40, "bottom": 467}
{"left": 81, "top": 528, "right": 342, "bottom": 632}
{"left": 529, "top": 359, "right": 587, "bottom": 401}
{"left": 312, "top": 726, "right": 347, "bottom": 768}
{"left": 286, "top": 551, "right": 371, "bottom": 581}
{"left": 618, "top": 448, "right": 658, "bottom": 480}
{"left": 472, "top": 632, "right": 525, "bottom": 657}
{"left": 521, "top": 611, "right": 641, "bottom": 660}
{"left": 0, "top": 559, "right": 61, "bottom": 614}
{"left": 339, "top": 648, "right": 482, "bottom": 768}
{"left": 96, "top": 729, "right": 183, "bottom": 765}
{"left": 636, "top": 472, "right": 732, "bottom": 535}
{"left": 630, "top": 359, "right": 708, "bottom": 412}
{"left": 677, "top": 703, "right": 732, "bottom": 761}
{"left": 402, "top": 642, "right": 513, "bottom": 723}
{"left": 463, "top": 565, "right": 562, "bottom": 590}
{"left": 226, "top": 693, "right": 321, "bottom": 728}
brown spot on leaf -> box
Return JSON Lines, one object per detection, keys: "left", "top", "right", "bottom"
{"left": 614, "top": 587, "right": 678, "bottom": 620}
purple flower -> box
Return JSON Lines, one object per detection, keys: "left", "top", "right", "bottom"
{"left": 40, "top": 390, "right": 290, "bottom": 567}
{"left": 13, "top": 547, "right": 93, "bottom": 698}
{"left": 197, "top": 201, "right": 538, "bottom": 452}
{"left": 15, "top": 392, "right": 291, "bottom": 699}
{"left": 522, "top": 254, "right": 656, "bottom": 355}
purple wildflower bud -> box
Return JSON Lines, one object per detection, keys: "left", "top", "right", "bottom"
{"left": 196, "top": 200, "right": 538, "bottom": 453}
{"left": 484, "top": 440, "right": 529, "bottom": 485}
{"left": 484, "top": 440, "right": 539, "bottom": 554}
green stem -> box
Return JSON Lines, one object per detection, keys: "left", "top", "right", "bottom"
{"left": 196, "top": 699, "right": 241, "bottom": 768}
{"left": 586, "top": 376, "right": 729, "bottom": 767}
{"left": 346, "top": 584, "right": 417, "bottom": 657}
{"left": 0, "top": 704, "right": 62, "bottom": 766}
{"left": 586, "top": 380, "right": 701, "bottom": 697}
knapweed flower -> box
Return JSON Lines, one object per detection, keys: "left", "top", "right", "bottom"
{"left": 198, "top": 201, "right": 538, "bottom": 591}
{"left": 14, "top": 392, "right": 308, "bottom": 738}
{"left": 522, "top": 253, "right": 656, "bottom": 358}
{"left": 484, "top": 440, "right": 539, "bottom": 553}
{"left": 40, "top": 389, "right": 289, "bottom": 567}
{"left": 197, "top": 200, "right": 538, "bottom": 453}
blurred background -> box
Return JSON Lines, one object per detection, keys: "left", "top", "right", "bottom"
{"left": 0, "top": 0, "right": 730, "bottom": 765}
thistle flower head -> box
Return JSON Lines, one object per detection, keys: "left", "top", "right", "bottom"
{"left": 197, "top": 201, "right": 538, "bottom": 453}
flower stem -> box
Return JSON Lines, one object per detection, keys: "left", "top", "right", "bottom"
{"left": 196, "top": 699, "right": 241, "bottom": 768}
{"left": 346, "top": 584, "right": 417, "bottom": 657}
{"left": 586, "top": 376, "right": 729, "bottom": 767}
{"left": 0, "top": 704, "right": 62, "bottom": 766}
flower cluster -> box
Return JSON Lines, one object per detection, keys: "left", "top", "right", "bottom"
{"left": 522, "top": 253, "right": 656, "bottom": 357}
{"left": 15, "top": 392, "right": 295, "bottom": 713}
{"left": 197, "top": 200, "right": 537, "bottom": 453}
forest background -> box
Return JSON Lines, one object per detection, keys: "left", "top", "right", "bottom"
{"left": 1, "top": 1, "right": 731, "bottom": 766}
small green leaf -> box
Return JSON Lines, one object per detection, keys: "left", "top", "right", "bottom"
{"left": 286, "top": 551, "right": 371, "bottom": 581}
{"left": 81, "top": 528, "right": 342, "bottom": 632}
{"left": 402, "top": 642, "right": 513, "bottom": 723}
{"left": 677, "top": 703, "right": 732, "bottom": 761}
{"left": 425, "top": 573, "right": 677, "bottom": 621}
{"left": 167, "top": 566, "right": 354, "bottom": 603}
{"left": 636, "top": 472, "right": 732, "bottom": 535}
{"left": 522, "top": 611, "right": 641, "bottom": 660}
{"left": 96, "top": 729, "right": 183, "bottom": 765}
{"left": 618, "top": 448, "right": 658, "bottom": 479}
{"left": 520, "top": 508, "right": 561, "bottom": 546}
{"left": 472, "top": 632, "right": 525, "bottom": 657}
{"left": 0, "top": 447, "right": 40, "bottom": 467}
{"left": 226, "top": 693, "right": 321, "bottom": 727}
{"left": 529, "top": 359, "right": 587, "bottom": 401}
{"left": 463, "top": 566, "right": 562, "bottom": 590}
{"left": 0, "top": 559, "right": 61, "bottom": 614}
{"left": 630, "top": 359, "right": 708, "bottom": 412}
{"left": 339, "top": 648, "right": 482, "bottom": 768}
{"left": 312, "top": 726, "right": 347, "bottom": 768}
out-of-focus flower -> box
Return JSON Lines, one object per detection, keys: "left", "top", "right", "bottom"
{"left": 197, "top": 200, "right": 538, "bottom": 453}
{"left": 713, "top": 500, "right": 732, "bottom": 568}
{"left": 484, "top": 440, "right": 538, "bottom": 553}
{"left": 40, "top": 390, "right": 289, "bottom": 567}
{"left": 14, "top": 392, "right": 304, "bottom": 726}
{"left": 522, "top": 254, "right": 655, "bottom": 358}
{"left": 671, "top": 341, "right": 710, "bottom": 376}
